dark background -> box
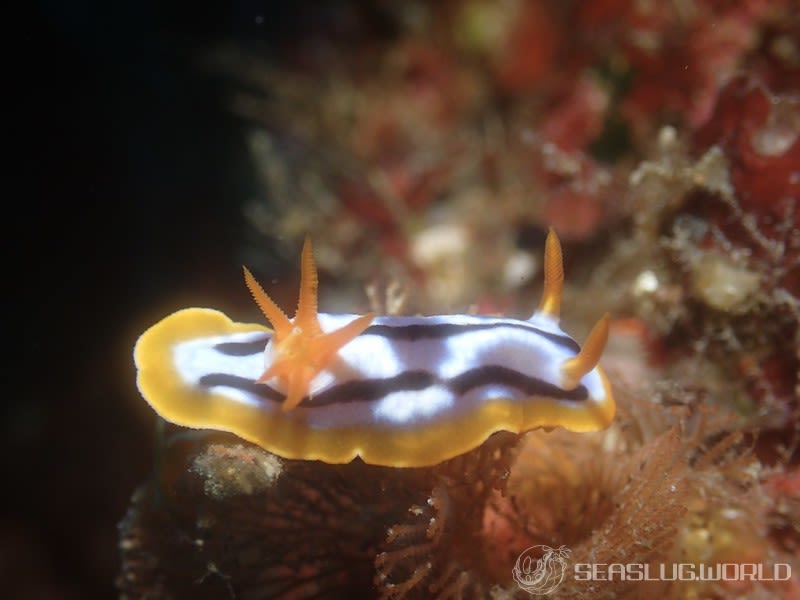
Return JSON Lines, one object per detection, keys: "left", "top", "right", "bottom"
{"left": 12, "top": 2, "right": 341, "bottom": 596}
{"left": 12, "top": 2, "right": 800, "bottom": 597}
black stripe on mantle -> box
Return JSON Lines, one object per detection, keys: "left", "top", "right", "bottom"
{"left": 199, "top": 365, "right": 588, "bottom": 408}
{"left": 212, "top": 321, "right": 580, "bottom": 357}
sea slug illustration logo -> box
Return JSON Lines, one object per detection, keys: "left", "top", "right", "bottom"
{"left": 512, "top": 545, "right": 571, "bottom": 595}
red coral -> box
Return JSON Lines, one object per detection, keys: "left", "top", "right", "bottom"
{"left": 540, "top": 1, "right": 792, "bottom": 141}
{"left": 529, "top": 141, "right": 613, "bottom": 241}
{"left": 602, "top": 0, "right": 785, "bottom": 130}
{"left": 744, "top": 16, "right": 800, "bottom": 94}
{"left": 337, "top": 161, "right": 452, "bottom": 231}
{"left": 763, "top": 468, "right": 800, "bottom": 555}
{"left": 627, "top": 74, "right": 799, "bottom": 431}
{"left": 543, "top": 190, "right": 604, "bottom": 241}
{"left": 694, "top": 76, "right": 800, "bottom": 225}
{"left": 493, "top": 2, "right": 560, "bottom": 94}
{"left": 541, "top": 76, "right": 608, "bottom": 153}
{"left": 692, "top": 75, "right": 800, "bottom": 295}
{"left": 391, "top": 41, "right": 468, "bottom": 129}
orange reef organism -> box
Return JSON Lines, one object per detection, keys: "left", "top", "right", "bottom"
{"left": 133, "top": 230, "right": 614, "bottom": 467}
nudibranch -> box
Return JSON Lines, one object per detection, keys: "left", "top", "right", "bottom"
{"left": 134, "top": 231, "right": 615, "bottom": 467}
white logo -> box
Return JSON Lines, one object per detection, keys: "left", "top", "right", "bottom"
{"left": 512, "top": 544, "right": 571, "bottom": 595}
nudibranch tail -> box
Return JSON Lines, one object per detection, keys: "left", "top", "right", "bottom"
{"left": 537, "top": 228, "right": 564, "bottom": 319}
{"left": 561, "top": 313, "right": 610, "bottom": 390}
